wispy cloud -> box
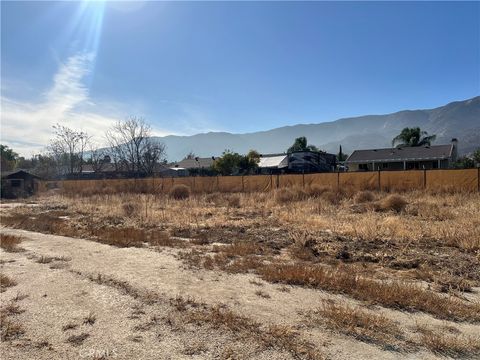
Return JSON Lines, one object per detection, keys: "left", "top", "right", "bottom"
{"left": 1, "top": 52, "right": 170, "bottom": 156}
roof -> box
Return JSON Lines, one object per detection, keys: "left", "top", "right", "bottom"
{"left": 258, "top": 155, "right": 288, "bottom": 168}
{"left": 1, "top": 169, "right": 41, "bottom": 179}
{"left": 175, "top": 157, "right": 215, "bottom": 169}
{"left": 345, "top": 145, "right": 454, "bottom": 163}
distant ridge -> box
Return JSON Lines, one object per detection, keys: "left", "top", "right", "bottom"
{"left": 152, "top": 97, "right": 480, "bottom": 161}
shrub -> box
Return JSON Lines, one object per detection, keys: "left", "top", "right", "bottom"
{"left": 0, "top": 274, "right": 16, "bottom": 292}
{"left": 122, "top": 201, "right": 140, "bottom": 217}
{"left": 226, "top": 194, "right": 241, "bottom": 208}
{"left": 169, "top": 184, "right": 190, "bottom": 200}
{"left": 375, "top": 195, "right": 407, "bottom": 213}
{"left": 0, "top": 234, "right": 23, "bottom": 252}
{"left": 354, "top": 190, "right": 375, "bottom": 204}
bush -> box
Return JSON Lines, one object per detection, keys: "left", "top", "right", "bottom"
{"left": 375, "top": 195, "right": 407, "bottom": 213}
{"left": 226, "top": 194, "right": 241, "bottom": 208}
{"left": 122, "top": 202, "right": 140, "bottom": 217}
{"left": 354, "top": 190, "right": 375, "bottom": 204}
{"left": 169, "top": 184, "right": 190, "bottom": 200}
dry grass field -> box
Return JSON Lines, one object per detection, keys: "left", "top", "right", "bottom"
{"left": 1, "top": 186, "right": 479, "bottom": 359}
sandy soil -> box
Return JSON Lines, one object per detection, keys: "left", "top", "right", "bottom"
{"left": 0, "top": 227, "right": 477, "bottom": 359}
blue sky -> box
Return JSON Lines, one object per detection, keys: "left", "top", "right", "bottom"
{"left": 1, "top": 1, "right": 479, "bottom": 155}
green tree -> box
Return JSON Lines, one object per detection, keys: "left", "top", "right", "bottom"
{"left": 213, "top": 149, "right": 260, "bottom": 175}
{"left": 287, "top": 136, "right": 318, "bottom": 153}
{"left": 213, "top": 150, "right": 243, "bottom": 175}
{"left": 238, "top": 150, "right": 260, "bottom": 174}
{"left": 392, "top": 127, "right": 436, "bottom": 148}
{"left": 0, "top": 145, "right": 19, "bottom": 171}
{"left": 452, "top": 157, "right": 475, "bottom": 169}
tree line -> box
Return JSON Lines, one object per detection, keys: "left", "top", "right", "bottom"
{"left": 1, "top": 117, "right": 166, "bottom": 178}
{"left": 1, "top": 126, "right": 479, "bottom": 178}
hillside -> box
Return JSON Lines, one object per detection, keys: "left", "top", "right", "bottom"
{"left": 153, "top": 96, "right": 480, "bottom": 161}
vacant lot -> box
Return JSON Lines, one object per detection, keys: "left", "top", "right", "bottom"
{"left": 1, "top": 187, "right": 479, "bottom": 359}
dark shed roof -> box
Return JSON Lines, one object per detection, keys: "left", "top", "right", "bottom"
{"left": 1, "top": 169, "right": 41, "bottom": 179}
{"left": 345, "top": 145, "right": 454, "bottom": 163}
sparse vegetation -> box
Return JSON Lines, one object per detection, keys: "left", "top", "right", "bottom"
{"left": 0, "top": 274, "right": 17, "bottom": 292}
{"left": 169, "top": 184, "right": 190, "bottom": 200}
{"left": 0, "top": 234, "right": 24, "bottom": 252}
{"left": 1, "top": 188, "right": 479, "bottom": 359}
{"left": 309, "top": 301, "right": 406, "bottom": 351}
{"left": 66, "top": 332, "right": 90, "bottom": 346}
{"left": 416, "top": 324, "right": 480, "bottom": 358}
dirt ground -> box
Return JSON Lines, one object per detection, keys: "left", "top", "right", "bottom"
{"left": 1, "top": 192, "right": 479, "bottom": 360}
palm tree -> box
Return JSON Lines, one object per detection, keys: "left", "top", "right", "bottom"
{"left": 287, "top": 136, "right": 318, "bottom": 153}
{"left": 392, "top": 127, "right": 436, "bottom": 148}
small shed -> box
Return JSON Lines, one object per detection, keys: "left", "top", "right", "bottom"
{"left": 1, "top": 170, "right": 41, "bottom": 198}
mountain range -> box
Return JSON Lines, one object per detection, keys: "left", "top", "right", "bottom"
{"left": 153, "top": 96, "right": 480, "bottom": 161}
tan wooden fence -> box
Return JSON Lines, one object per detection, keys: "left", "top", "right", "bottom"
{"left": 37, "top": 169, "right": 480, "bottom": 194}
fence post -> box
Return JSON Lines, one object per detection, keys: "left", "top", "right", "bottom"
{"left": 377, "top": 170, "right": 381, "bottom": 191}
{"left": 302, "top": 172, "right": 305, "bottom": 188}
{"left": 478, "top": 168, "right": 480, "bottom": 192}
{"left": 242, "top": 175, "right": 245, "bottom": 192}
{"left": 276, "top": 174, "right": 280, "bottom": 189}
{"left": 423, "top": 169, "right": 427, "bottom": 189}
{"left": 337, "top": 172, "right": 340, "bottom": 190}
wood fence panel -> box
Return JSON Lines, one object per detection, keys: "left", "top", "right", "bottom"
{"left": 278, "top": 174, "right": 303, "bottom": 188}
{"left": 380, "top": 170, "right": 424, "bottom": 191}
{"left": 218, "top": 176, "right": 243, "bottom": 192}
{"left": 426, "top": 169, "right": 478, "bottom": 192}
{"left": 243, "top": 175, "right": 272, "bottom": 192}
{"left": 339, "top": 172, "right": 378, "bottom": 190}
{"left": 304, "top": 173, "right": 337, "bottom": 189}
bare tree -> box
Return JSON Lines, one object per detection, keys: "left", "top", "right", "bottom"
{"left": 89, "top": 145, "right": 108, "bottom": 173}
{"left": 49, "top": 124, "right": 91, "bottom": 174}
{"left": 105, "top": 117, "right": 166, "bottom": 176}
{"left": 142, "top": 141, "right": 166, "bottom": 175}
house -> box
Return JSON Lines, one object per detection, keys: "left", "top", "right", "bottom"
{"left": 287, "top": 151, "right": 336, "bottom": 173}
{"left": 258, "top": 151, "right": 336, "bottom": 174}
{"left": 1, "top": 169, "right": 41, "bottom": 198}
{"left": 345, "top": 140, "right": 458, "bottom": 171}
{"left": 170, "top": 157, "right": 217, "bottom": 176}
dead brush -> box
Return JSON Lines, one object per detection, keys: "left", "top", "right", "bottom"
{"left": 416, "top": 324, "right": 480, "bottom": 358}
{"left": 258, "top": 263, "right": 480, "bottom": 322}
{"left": 374, "top": 194, "right": 408, "bottom": 212}
{"left": 305, "top": 185, "right": 331, "bottom": 197}
{"left": 217, "top": 241, "right": 264, "bottom": 258}
{"left": 184, "top": 305, "right": 322, "bottom": 359}
{"left": 353, "top": 190, "right": 376, "bottom": 204}
{"left": 310, "top": 301, "right": 406, "bottom": 351}
{"left": 66, "top": 332, "right": 90, "bottom": 346}
{"left": 274, "top": 187, "right": 307, "bottom": 204}
{"left": 169, "top": 184, "right": 190, "bottom": 200}
{"left": 0, "top": 273, "right": 17, "bottom": 292}
{"left": 0, "top": 234, "right": 24, "bottom": 252}
{"left": 149, "top": 231, "right": 185, "bottom": 247}
{"left": 122, "top": 201, "right": 140, "bottom": 217}
{"left": 289, "top": 231, "right": 321, "bottom": 261}
{"left": 83, "top": 312, "right": 96, "bottom": 325}
{"left": 0, "top": 318, "right": 25, "bottom": 341}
